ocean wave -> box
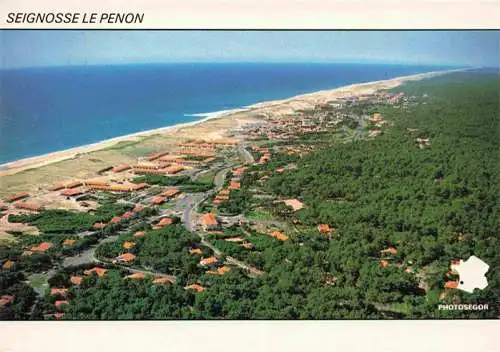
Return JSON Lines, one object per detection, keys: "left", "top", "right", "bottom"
{"left": 184, "top": 108, "right": 248, "bottom": 119}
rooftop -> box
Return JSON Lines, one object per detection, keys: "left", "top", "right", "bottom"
{"left": 93, "top": 222, "right": 106, "bottom": 230}
{"left": 270, "top": 231, "right": 289, "bottom": 241}
{"left": 60, "top": 188, "right": 84, "bottom": 197}
{"left": 284, "top": 199, "right": 304, "bottom": 211}
{"left": 84, "top": 267, "right": 107, "bottom": 277}
{"left": 200, "top": 213, "right": 218, "bottom": 226}
{"left": 122, "top": 241, "right": 136, "bottom": 249}
{"left": 30, "top": 242, "right": 53, "bottom": 252}
{"left": 185, "top": 283, "right": 205, "bottom": 293}
{"left": 317, "top": 224, "right": 331, "bottom": 233}
{"left": 200, "top": 256, "right": 218, "bottom": 266}
{"left": 2, "top": 260, "right": 15, "bottom": 269}
{"left": 54, "top": 300, "right": 69, "bottom": 308}
{"left": 70, "top": 276, "right": 82, "bottom": 286}
{"left": 62, "top": 239, "right": 77, "bottom": 247}
{"left": 152, "top": 276, "right": 174, "bottom": 285}
{"left": 126, "top": 272, "right": 145, "bottom": 280}
{"left": 117, "top": 253, "right": 136, "bottom": 262}
{"left": 134, "top": 231, "right": 146, "bottom": 238}
{"left": 50, "top": 288, "right": 68, "bottom": 296}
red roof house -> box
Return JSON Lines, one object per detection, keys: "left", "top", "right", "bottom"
{"left": 50, "top": 288, "right": 68, "bottom": 297}
{"left": 122, "top": 241, "right": 135, "bottom": 249}
{"left": 200, "top": 256, "right": 218, "bottom": 266}
{"left": 54, "top": 300, "right": 68, "bottom": 308}
{"left": 185, "top": 283, "right": 205, "bottom": 293}
{"left": 117, "top": 253, "right": 136, "bottom": 262}
{"left": 30, "top": 242, "right": 53, "bottom": 252}
{"left": 70, "top": 276, "right": 82, "bottom": 286}
{"left": 84, "top": 267, "right": 107, "bottom": 277}
{"left": 199, "top": 213, "right": 218, "bottom": 230}
{"left": 444, "top": 281, "right": 459, "bottom": 289}
{"left": 126, "top": 272, "right": 145, "bottom": 280}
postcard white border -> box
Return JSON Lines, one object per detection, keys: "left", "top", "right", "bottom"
{"left": 0, "top": 0, "right": 498, "bottom": 28}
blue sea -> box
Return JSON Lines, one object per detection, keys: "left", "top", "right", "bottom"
{"left": 0, "top": 63, "right": 453, "bottom": 164}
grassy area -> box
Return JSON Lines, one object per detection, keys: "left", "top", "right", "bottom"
{"left": 0, "top": 232, "right": 16, "bottom": 243}
{"left": 27, "top": 273, "right": 49, "bottom": 295}
{"left": 193, "top": 169, "right": 217, "bottom": 184}
{"left": 245, "top": 209, "right": 276, "bottom": 221}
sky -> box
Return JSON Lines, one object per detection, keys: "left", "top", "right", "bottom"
{"left": 1, "top": 30, "right": 498, "bottom": 69}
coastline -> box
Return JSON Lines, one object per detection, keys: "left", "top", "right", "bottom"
{"left": 0, "top": 68, "right": 464, "bottom": 177}
{"left": 0, "top": 108, "right": 244, "bottom": 175}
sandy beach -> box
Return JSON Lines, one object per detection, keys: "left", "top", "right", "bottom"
{"left": 0, "top": 68, "right": 462, "bottom": 181}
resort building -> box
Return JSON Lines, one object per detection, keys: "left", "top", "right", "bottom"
{"left": 241, "top": 242, "right": 254, "bottom": 249}
{"left": 6, "top": 192, "right": 30, "bottom": 202}
{"left": 270, "top": 231, "right": 289, "bottom": 241}
{"left": 126, "top": 272, "right": 145, "bottom": 280}
{"left": 49, "top": 183, "right": 66, "bottom": 191}
{"left": 152, "top": 217, "right": 174, "bottom": 229}
{"left": 116, "top": 253, "right": 136, "bottom": 262}
{"left": 50, "top": 288, "right": 68, "bottom": 297}
{"left": 370, "top": 113, "right": 384, "bottom": 122}
{"left": 369, "top": 129, "right": 382, "bottom": 137}
{"left": 109, "top": 216, "right": 121, "bottom": 224}
{"left": 84, "top": 267, "right": 107, "bottom": 277}
{"left": 199, "top": 256, "right": 218, "bottom": 266}
{"left": 206, "top": 266, "right": 231, "bottom": 276}
{"left": 93, "top": 222, "right": 106, "bottom": 230}
{"left": 13, "top": 202, "right": 41, "bottom": 212}
{"left": 185, "top": 283, "right": 205, "bottom": 293}
{"left": 54, "top": 300, "right": 68, "bottom": 308}
{"left": 0, "top": 295, "right": 14, "bottom": 308}
{"left": 152, "top": 276, "right": 175, "bottom": 285}
{"left": 120, "top": 211, "right": 135, "bottom": 220}
{"left": 70, "top": 276, "right": 82, "bottom": 286}
{"left": 150, "top": 196, "right": 166, "bottom": 205}
{"left": 160, "top": 188, "right": 180, "bottom": 199}
{"left": 122, "top": 241, "right": 135, "bottom": 249}
{"left": 229, "top": 181, "right": 241, "bottom": 190}
{"left": 134, "top": 231, "right": 146, "bottom": 238}
{"left": 88, "top": 183, "right": 148, "bottom": 193}
{"left": 60, "top": 188, "right": 85, "bottom": 198}
{"left": 133, "top": 204, "right": 145, "bottom": 213}
{"left": 64, "top": 181, "right": 84, "bottom": 189}
{"left": 112, "top": 164, "right": 132, "bottom": 173}
{"left": 84, "top": 178, "right": 108, "bottom": 187}
{"left": 2, "top": 260, "right": 16, "bottom": 270}
{"left": 224, "top": 237, "right": 245, "bottom": 243}
{"left": 317, "top": 224, "right": 332, "bottom": 233}
{"left": 146, "top": 152, "right": 169, "bottom": 161}
{"left": 444, "top": 281, "right": 459, "bottom": 289}
{"left": 30, "top": 242, "right": 53, "bottom": 252}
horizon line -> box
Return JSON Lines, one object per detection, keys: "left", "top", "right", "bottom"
{"left": 0, "top": 60, "right": 473, "bottom": 71}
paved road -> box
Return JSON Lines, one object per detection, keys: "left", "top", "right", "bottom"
{"left": 353, "top": 115, "right": 367, "bottom": 141}
{"left": 225, "top": 256, "right": 263, "bottom": 277}
{"left": 238, "top": 145, "right": 255, "bottom": 164}
{"left": 61, "top": 161, "right": 262, "bottom": 286}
